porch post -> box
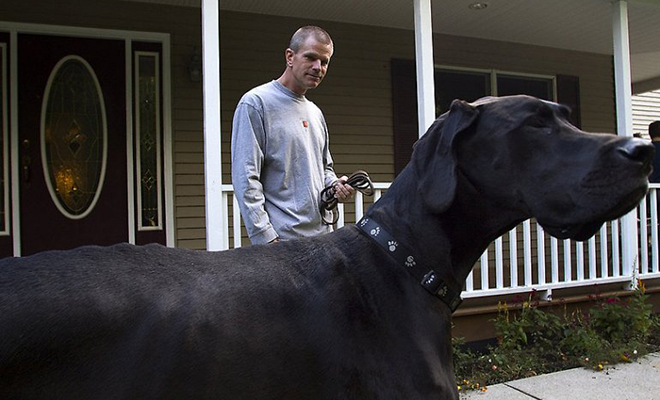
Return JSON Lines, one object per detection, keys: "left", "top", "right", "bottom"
{"left": 413, "top": 0, "right": 436, "bottom": 138}
{"left": 612, "top": 0, "right": 639, "bottom": 286}
{"left": 201, "top": 0, "right": 228, "bottom": 251}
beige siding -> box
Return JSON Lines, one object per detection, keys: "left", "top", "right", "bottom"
{"left": 3, "top": 4, "right": 617, "bottom": 250}
{"left": 633, "top": 89, "right": 660, "bottom": 139}
{"left": 221, "top": 11, "right": 616, "bottom": 176}
{"left": 220, "top": 11, "right": 615, "bottom": 247}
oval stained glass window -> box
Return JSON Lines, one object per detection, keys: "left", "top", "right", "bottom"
{"left": 41, "top": 56, "right": 107, "bottom": 219}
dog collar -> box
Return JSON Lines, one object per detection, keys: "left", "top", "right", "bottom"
{"left": 356, "top": 216, "right": 463, "bottom": 313}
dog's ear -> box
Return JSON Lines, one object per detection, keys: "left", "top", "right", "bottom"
{"left": 413, "top": 99, "right": 478, "bottom": 213}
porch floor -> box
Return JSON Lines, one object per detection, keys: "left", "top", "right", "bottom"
{"left": 460, "top": 351, "right": 660, "bottom": 400}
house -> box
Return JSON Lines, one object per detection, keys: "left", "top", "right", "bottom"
{"left": 633, "top": 89, "right": 660, "bottom": 138}
{"left": 1, "top": 0, "right": 659, "bottom": 343}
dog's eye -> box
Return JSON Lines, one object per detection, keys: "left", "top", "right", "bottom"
{"left": 526, "top": 116, "right": 554, "bottom": 135}
{"left": 527, "top": 116, "right": 546, "bottom": 128}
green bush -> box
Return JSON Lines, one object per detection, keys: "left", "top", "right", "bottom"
{"left": 454, "top": 282, "right": 659, "bottom": 393}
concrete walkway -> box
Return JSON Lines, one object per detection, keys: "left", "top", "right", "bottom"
{"left": 460, "top": 352, "right": 660, "bottom": 400}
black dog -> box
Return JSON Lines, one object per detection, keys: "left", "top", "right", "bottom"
{"left": 0, "top": 96, "right": 653, "bottom": 399}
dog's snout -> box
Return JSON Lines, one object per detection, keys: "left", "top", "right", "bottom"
{"left": 617, "top": 139, "right": 654, "bottom": 164}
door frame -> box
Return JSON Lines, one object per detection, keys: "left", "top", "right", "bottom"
{"left": 3, "top": 21, "right": 174, "bottom": 256}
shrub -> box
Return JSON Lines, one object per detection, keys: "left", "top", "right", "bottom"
{"left": 454, "top": 282, "right": 659, "bottom": 393}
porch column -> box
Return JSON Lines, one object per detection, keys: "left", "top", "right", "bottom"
{"left": 201, "top": 0, "right": 228, "bottom": 251}
{"left": 612, "top": 0, "right": 639, "bottom": 285}
{"left": 413, "top": 0, "right": 436, "bottom": 138}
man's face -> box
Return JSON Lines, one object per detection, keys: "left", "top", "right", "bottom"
{"left": 285, "top": 36, "right": 333, "bottom": 95}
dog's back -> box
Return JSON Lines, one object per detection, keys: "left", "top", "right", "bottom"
{"left": 0, "top": 242, "right": 323, "bottom": 399}
{"left": 1, "top": 243, "right": 213, "bottom": 398}
{"left": 0, "top": 236, "right": 453, "bottom": 400}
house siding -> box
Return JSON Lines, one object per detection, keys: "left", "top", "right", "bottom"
{"left": 633, "top": 89, "right": 660, "bottom": 139}
{"left": 220, "top": 11, "right": 615, "bottom": 247}
{"left": 2, "top": 5, "right": 616, "bottom": 250}
{"left": 220, "top": 12, "right": 616, "bottom": 187}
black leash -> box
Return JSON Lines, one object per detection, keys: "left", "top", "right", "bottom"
{"left": 320, "top": 170, "right": 375, "bottom": 225}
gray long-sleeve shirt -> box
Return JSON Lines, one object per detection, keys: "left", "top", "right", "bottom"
{"left": 231, "top": 80, "right": 338, "bottom": 244}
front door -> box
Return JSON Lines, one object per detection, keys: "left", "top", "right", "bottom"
{"left": 18, "top": 34, "right": 128, "bottom": 255}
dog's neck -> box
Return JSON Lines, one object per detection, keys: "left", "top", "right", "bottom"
{"left": 366, "top": 166, "right": 527, "bottom": 287}
{"left": 444, "top": 169, "right": 528, "bottom": 280}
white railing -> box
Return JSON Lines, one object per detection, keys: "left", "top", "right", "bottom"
{"left": 221, "top": 183, "right": 660, "bottom": 299}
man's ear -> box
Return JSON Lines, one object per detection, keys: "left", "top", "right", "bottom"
{"left": 285, "top": 48, "right": 294, "bottom": 67}
{"left": 413, "top": 100, "right": 478, "bottom": 213}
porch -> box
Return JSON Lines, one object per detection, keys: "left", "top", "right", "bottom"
{"left": 218, "top": 183, "right": 660, "bottom": 305}
{"left": 203, "top": 1, "right": 660, "bottom": 340}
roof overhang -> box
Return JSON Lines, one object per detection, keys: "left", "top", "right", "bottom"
{"left": 120, "top": 0, "right": 660, "bottom": 90}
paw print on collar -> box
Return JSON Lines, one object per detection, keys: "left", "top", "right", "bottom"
{"left": 405, "top": 255, "right": 416, "bottom": 268}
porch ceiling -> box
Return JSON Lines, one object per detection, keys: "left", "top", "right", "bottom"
{"left": 124, "top": 0, "right": 660, "bottom": 88}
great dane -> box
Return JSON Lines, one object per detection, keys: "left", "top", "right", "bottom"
{"left": 0, "top": 95, "right": 653, "bottom": 399}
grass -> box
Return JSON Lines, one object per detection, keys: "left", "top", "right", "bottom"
{"left": 453, "top": 280, "right": 660, "bottom": 394}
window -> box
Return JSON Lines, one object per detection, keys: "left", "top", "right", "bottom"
{"left": 134, "top": 51, "right": 162, "bottom": 231}
{"left": 435, "top": 67, "right": 554, "bottom": 116}
{"left": 435, "top": 69, "right": 490, "bottom": 116}
{"left": 497, "top": 74, "right": 553, "bottom": 101}
{"left": 392, "top": 60, "right": 577, "bottom": 175}
{"left": 41, "top": 56, "right": 107, "bottom": 219}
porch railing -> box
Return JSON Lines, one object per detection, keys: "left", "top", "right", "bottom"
{"left": 220, "top": 183, "right": 660, "bottom": 299}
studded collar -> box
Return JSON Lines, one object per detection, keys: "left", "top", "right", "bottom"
{"left": 356, "top": 216, "right": 463, "bottom": 313}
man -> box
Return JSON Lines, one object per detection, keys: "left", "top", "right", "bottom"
{"left": 231, "top": 26, "right": 355, "bottom": 245}
{"left": 649, "top": 121, "right": 660, "bottom": 183}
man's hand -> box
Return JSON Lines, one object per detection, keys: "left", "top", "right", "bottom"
{"left": 334, "top": 176, "right": 356, "bottom": 203}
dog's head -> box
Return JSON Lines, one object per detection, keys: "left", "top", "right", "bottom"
{"left": 412, "top": 95, "right": 654, "bottom": 241}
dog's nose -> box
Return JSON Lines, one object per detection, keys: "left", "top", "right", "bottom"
{"left": 617, "top": 138, "right": 654, "bottom": 164}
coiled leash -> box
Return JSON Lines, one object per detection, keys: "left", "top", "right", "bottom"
{"left": 320, "top": 170, "right": 375, "bottom": 225}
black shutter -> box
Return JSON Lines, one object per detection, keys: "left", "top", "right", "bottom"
{"left": 391, "top": 59, "right": 418, "bottom": 176}
{"left": 556, "top": 75, "right": 581, "bottom": 129}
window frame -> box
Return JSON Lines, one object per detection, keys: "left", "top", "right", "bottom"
{"left": 434, "top": 64, "right": 557, "bottom": 104}
{"left": 0, "top": 43, "right": 8, "bottom": 235}
{"left": 391, "top": 59, "right": 570, "bottom": 176}
{"left": 133, "top": 50, "right": 163, "bottom": 232}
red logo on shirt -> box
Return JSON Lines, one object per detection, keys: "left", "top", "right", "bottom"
{"left": 302, "top": 120, "right": 309, "bottom": 128}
